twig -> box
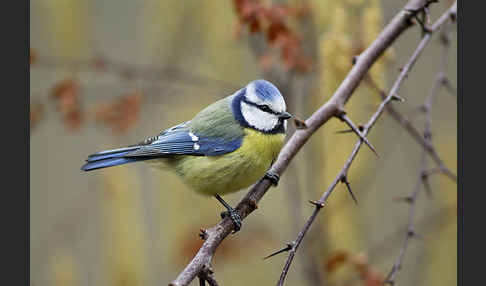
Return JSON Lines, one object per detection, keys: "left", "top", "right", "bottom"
{"left": 384, "top": 16, "right": 455, "bottom": 286}
{"left": 367, "top": 75, "right": 456, "bottom": 181}
{"left": 336, "top": 112, "right": 379, "bottom": 158}
{"left": 340, "top": 205, "right": 456, "bottom": 286}
{"left": 363, "top": 15, "right": 457, "bottom": 183}
{"left": 31, "top": 55, "right": 239, "bottom": 91}
{"left": 169, "top": 1, "right": 449, "bottom": 285}
{"left": 383, "top": 148, "right": 427, "bottom": 286}
{"left": 273, "top": 3, "right": 457, "bottom": 285}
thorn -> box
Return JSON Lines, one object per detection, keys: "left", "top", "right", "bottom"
{"left": 441, "top": 78, "right": 457, "bottom": 96}
{"left": 438, "top": 165, "right": 457, "bottom": 182}
{"left": 352, "top": 55, "right": 359, "bottom": 65}
{"left": 361, "top": 136, "right": 379, "bottom": 158}
{"left": 450, "top": 11, "right": 457, "bottom": 22}
{"left": 199, "top": 228, "right": 209, "bottom": 240}
{"left": 340, "top": 176, "right": 358, "bottom": 205}
{"left": 419, "top": 105, "right": 428, "bottom": 113}
{"left": 335, "top": 129, "right": 353, "bottom": 134}
{"left": 336, "top": 113, "right": 379, "bottom": 158}
{"left": 409, "top": 230, "right": 424, "bottom": 240}
{"left": 263, "top": 243, "right": 293, "bottom": 260}
{"left": 421, "top": 172, "right": 433, "bottom": 199}
{"left": 440, "top": 33, "right": 451, "bottom": 46}
{"left": 407, "top": 230, "right": 415, "bottom": 237}
{"left": 309, "top": 200, "right": 324, "bottom": 209}
{"left": 391, "top": 94, "right": 405, "bottom": 102}
{"left": 407, "top": 229, "right": 423, "bottom": 239}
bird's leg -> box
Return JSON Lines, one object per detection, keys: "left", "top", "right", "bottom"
{"left": 264, "top": 171, "right": 280, "bottom": 186}
{"left": 214, "top": 194, "right": 242, "bottom": 233}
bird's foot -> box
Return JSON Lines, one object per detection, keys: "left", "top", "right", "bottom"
{"left": 265, "top": 171, "right": 280, "bottom": 187}
{"left": 220, "top": 208, "right": 242, "bottom": 233}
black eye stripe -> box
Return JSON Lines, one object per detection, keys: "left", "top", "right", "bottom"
{"left": 242, "top": 99, "right": 279, "bottom": 115}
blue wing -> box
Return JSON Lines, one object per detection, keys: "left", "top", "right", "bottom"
{"left": 124, "top": 121, "right": 242, "bottom": 157}
{"left": 81, "top": 122, "right": 243, "bottom": 171}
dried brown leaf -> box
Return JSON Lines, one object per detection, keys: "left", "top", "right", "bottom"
{"left": 350, "top": 253, "right": 385, "bottom": 286}
{"left": 325, "top": 250, "right": 349, "bottom": 273}
{"left": 50, "top": 78, "right": 83, "bottom": 131}
{"left": 94, "top": 90, "right": 144, "bottom": 134}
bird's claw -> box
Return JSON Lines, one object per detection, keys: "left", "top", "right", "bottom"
{"left": 220, "top": 209, "right": 242, "bottom": 233}
{"left": 265, "top": 171, "right": 280, "bottom": 186}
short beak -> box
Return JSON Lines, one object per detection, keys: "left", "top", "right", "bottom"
{"left": 278, "top": 111, "right": 293, "bottom": 120}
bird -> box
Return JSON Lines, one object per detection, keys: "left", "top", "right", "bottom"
{"left": 81, "top": 79, "right": 292, "bottom": 232}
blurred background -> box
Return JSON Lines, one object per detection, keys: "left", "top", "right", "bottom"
{"left": 30, "top": 0, "right": 457, "bottom": 285}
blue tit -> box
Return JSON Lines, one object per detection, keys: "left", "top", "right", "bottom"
{"left": 81, "top": 79, "right": 292, "bottom": 232}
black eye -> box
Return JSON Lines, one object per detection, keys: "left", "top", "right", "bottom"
{"left": 259, "top": 105, "right": 273, "bottom": 113}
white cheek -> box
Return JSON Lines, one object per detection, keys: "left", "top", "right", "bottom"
{"left": 241, "top": 102, "right": 278, "bottom": 131}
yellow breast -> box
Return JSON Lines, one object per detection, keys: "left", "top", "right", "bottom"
{"left": 166, "top": 129, "right": 285, "bottom": 196}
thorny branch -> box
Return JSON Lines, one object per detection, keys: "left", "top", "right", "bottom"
{"left": 169, "top": 1, "right": 456, "bottom": 285}
{"left": 384, "top": 15, "right": 456, "bottom": 286}
{"left": 273, "top": 3, "right": 457, "bottom": 286}
{"left": 365, "top": 74, "right": 456, "bottom": 182}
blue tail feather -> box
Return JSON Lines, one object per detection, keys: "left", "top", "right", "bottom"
{"left": 86, "top": 146, "right": 140, "bottom": 162}
{"left": 81, "top": 157, "right": 149, "bottom": 171}
{"left": 81, "top": 147, "right": 150, "bottom": 171}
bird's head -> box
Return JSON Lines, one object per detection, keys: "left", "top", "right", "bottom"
{"left": 232, "top": 79, "right": 292, "bottom": 134}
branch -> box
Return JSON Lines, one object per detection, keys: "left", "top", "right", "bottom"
{"left": 169, "top": 1, "right": 448, "bottom": 285}
{"left": 31, "top": 55, "right": 239, "bottom": 92}
{"left": 384, "top": 14, "right": 456, "bottom": 285}
{"left": 365, "top": 74, "right": 456, "bottom": 182}
{"left": 340, "top": 204, "right": 456, "bottom": 286}
{"left": 273, "top": 3, "right": 457, "bottom": 285}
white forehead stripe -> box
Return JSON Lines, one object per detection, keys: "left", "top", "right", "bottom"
{"left": 245, "top": 82, "right": 261, "bottom": 104}
{"left": 241, "top": 101, "right": 279, "bottom": 131}
{"left": 245, "top": 82, "right": 286, "bottom": 113}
